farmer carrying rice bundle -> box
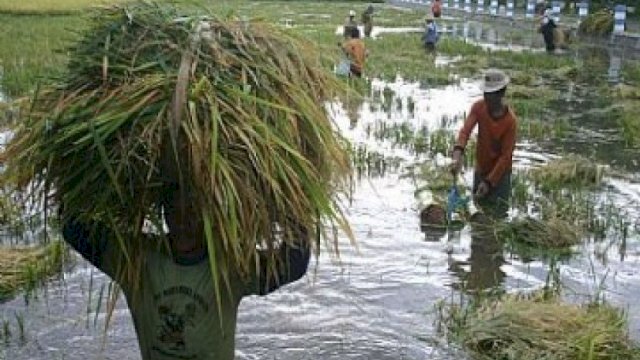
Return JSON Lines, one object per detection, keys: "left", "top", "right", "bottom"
{"left": 341, "top": 26, "right": 367, "bottom": 78}
{"left": 5, "top": 3, "right": 352, "bottom": 359}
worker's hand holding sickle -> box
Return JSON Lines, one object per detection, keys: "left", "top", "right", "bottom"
{"left": 450, "top": 148, "right": 464, "bottom": 176}
{"left": 475, "top": 180, "right": 491, "bottom": 199}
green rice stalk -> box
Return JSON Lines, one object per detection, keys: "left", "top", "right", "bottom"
{"left": 5, "top": 2, "right": 353, "bottom": 299}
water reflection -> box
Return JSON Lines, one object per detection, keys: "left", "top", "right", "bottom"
{"left": 442, "top": 20, "right": 543, "bottom": 52}
{"left": 449, "top": 223, "right": 506, "bottom": 295}
{"left": 608, "top": 55, "right": 622, "bottom": 84}
{"left": 342, "top": 94, "right": 365, "bottom": 130}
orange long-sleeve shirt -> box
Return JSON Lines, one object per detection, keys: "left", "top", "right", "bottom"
{"left": 456, "top": 99, "right": 517, "bottom": 187}
{"left": 343, "top": 38, "right": 366, "bottom": 73}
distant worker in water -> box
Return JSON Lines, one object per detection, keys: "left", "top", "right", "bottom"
{"left": 342, "top": 26, "right": 366, "bottom": 78}
{"left": 422, "top": 15, "right": 439, "bottom": 53}
{"left": 362, "top": 5, "right": 374, "bottom": 38}
{"left": 538, "top": 8, "right": 557, "bottom": 53}
{"left": 344, "top": 10, "right": 358, "bottom": 38}
{"left": 432, "top": 0, "right": 443, "bottom": 18}
{"left": 451, "top": 69, "right": 516, "bottom": 218}
{"left": 535, "top": 0, "right": 547, "bottom": 16}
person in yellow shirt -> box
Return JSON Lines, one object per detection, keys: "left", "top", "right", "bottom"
{"left": 342, "top": 27, "right": 366, "bottom": 78}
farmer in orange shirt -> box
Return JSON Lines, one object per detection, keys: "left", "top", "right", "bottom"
{"left": 342, "top": 27, "right": 366, "bottom": 78}
{"left": 432, "top": 0, "right": 442, "bottom": 18}
{"left": 451, "top": 69, "right": 516, "bottom": 217}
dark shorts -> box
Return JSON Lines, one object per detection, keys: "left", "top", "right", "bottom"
{"left": 425, "top": 42, "right": 436, "bottom": 52}
{"left": 350, "top": 64, "right": 362, "bottom": 78}
{"left": 473, "top": 171, "right": 511, "bottom": 218}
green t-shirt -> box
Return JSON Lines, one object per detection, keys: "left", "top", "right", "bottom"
{"left": 119, "top": 250, "right": 243, "bottom": 360}
{"left": 61, "top": 219, "right": 310, "bottom": 360}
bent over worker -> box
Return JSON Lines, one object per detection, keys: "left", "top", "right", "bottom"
{"left": 342, "top": 27, "right": 366, "bottom": 78}
{"left": 451, "top": 69, "right": 516, "bottom": 217}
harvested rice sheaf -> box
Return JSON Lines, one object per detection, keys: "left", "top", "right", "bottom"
{"left": 495, "top": 216, "right": 582, "bottom": 250}
{"left": 578, "top": 9, "right": 614, "bottom": 36}
{"left": 5, "top": 3, "right": 352, "bottom": 285}
{"left": 530, "top": 155, "right": 605, "bottom": 191}
{"left": 457, "top": 293, "right": 640, "bottom": 360}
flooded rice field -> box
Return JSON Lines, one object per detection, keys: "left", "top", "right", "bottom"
{"left": 2, "top": 69, "right": 640, "bottom": 358}
{"left": 2, "top": 7, "right": 640, "bottom": 360}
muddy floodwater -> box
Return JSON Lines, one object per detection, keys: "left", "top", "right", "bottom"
{"left": 2, "top": 14, "right": 640, "bottom": 360}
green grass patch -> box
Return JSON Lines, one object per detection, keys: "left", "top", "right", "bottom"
{"left": 0, "top": 0, "right": 129, "bottom": 14}
{"left": 0, "top": 14, "right": 86, "bottom": 97}
{"left": 618, "top": 103, "right": 640, "bottom": 148}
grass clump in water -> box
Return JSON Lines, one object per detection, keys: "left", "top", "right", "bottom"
{"left": 618, "top": 104, "right": 640, "bottom": 148}
{"left": 578, "top": 9, "right": 614, "bottom": 36}
{"left": 530, "top": 155, "right": 606, "bottom": 191}
{"left": 494, "top": 216, "right": 582, "bottom": 252}
{"left": 0, "top": 241, "right": 65, "bottom": 301}
{"left": 5, "top": 2, "right": 353, "bottom": 298}
{"left": 412, "top": 162, "right": 456, "bottom": 194}
{"left": 439, "top": 291, "right": 640, "bottom": 360}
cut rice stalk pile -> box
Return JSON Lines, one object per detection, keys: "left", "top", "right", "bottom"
{"left": 530, "top": 155, "right": 605, "bottom": 191}
{"left": 454, "top": 292, "right": 640, "bottom": 360}
{"left": 495, "top": 216, "right": 582, "bottom": 250}
{"left": 4, "top": 3, "right": 352, "bottom": 288}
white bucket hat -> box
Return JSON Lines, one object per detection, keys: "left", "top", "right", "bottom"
{"left": 480, "top": 69, "right": 510, "bottom": 93}
{"left": 349, "top": 10, "right": 356, "bottom": 17}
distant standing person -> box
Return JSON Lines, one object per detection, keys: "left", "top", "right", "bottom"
{"left": 344, "top": 10, "right": 358, "bottom": 38}
{"left": 535, "top": 0, "right": 547, "bottom": 16}
{"left": 422, "top": 15, "right": 439, "bottom": 53}
{"left": 539, "top": 8, "right": 557, "bottom": 53}
{"left": 451, "top": 69, "right": 516, "bottom": 217}
{"left": 362, "top": 5, "right": 374, "bottom": 38}
{"left": 342, "top": 27, "right": 366, "bottom": 78}
{"left": 432, "top": 0, "right": 443, "bottom": 18}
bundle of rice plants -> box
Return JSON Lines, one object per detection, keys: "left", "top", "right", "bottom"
{"left": 578, "top": 9, "right": 614, "bottom": 36}
{"left": 456, "top": 292, "right": 640, "bottom": 360}
{"left": 530, "top": 155, "right": 605, "bottom": 191}
{"left": 413, "top": 162, "right": 457, "bottom": 194}
{"left": 494, "top": 216, "right": 582, "bottom": 250}
{"left": 4, "top": 3, "right": 352, "bottom": 294}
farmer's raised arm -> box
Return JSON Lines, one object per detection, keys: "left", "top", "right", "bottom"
{"left": 245, "top": 226, "right": 311, "bottom": 296}
{"left": 61, "top": 215, "right": 125, "bottom": 280}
